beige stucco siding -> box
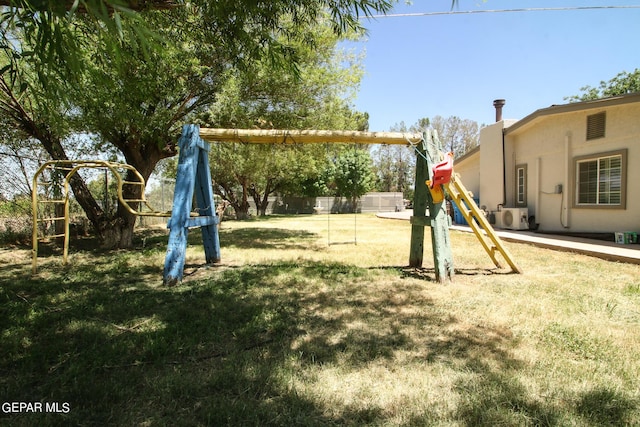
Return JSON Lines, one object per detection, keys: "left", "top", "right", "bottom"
{"left": 453, "top": 149, "right": 480, "bottom": 201}
{"left": 477, "top": 121, "right": 518, "bottom": 213}
{"left": 506, "top": 103, "right": 640, "bottom": 233}
{"left": 506, "top": 117, "right": 572, "bottom": 230}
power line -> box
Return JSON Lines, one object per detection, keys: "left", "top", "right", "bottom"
{"left": 366, "top": 5, "right": 640, "bottom": 19}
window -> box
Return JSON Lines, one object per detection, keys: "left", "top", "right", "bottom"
{"left": 574, "top": 149, "right": 626, "bottom": 208}
{"left": 586, "top": 112, "right": 606, "bottom": 140}
{"left": 515, "top": 164, "right": 527, "bottom": 207}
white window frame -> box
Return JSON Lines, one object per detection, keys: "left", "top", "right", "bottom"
{"left": 515, "top": 164, "right": 527, "bottom": 207}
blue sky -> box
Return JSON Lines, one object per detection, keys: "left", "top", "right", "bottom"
{"left": 348, "top": 0, "right": 640, "bottom": 131}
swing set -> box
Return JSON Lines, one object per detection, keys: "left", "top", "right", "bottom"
{"left": 31, "top": 124, "right": 521, "bottom": 285}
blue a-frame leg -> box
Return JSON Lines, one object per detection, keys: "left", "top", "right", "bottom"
{"left": 163, "top": 124, "right": 221, "bottom": 285}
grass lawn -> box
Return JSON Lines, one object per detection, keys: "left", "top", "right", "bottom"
{"left": 1, "top": 214, "right": 639, "bottom": 426}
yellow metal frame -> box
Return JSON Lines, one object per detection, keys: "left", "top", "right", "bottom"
{"left": 31, "top": 160, "right": 170, "bottom": 274}
{"left": 444, "top": 173, "right": 522, "bottom": 274}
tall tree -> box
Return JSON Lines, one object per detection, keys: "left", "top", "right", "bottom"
{"left": 401, "top": 115, "right": 478, "bottom": 158}
{"left": 428, "top": 115, "right": 479, "bottom": 158}
{"left": 331, "top": 147, "right": 375, "bottom": 212}
{"left": 371, "top": 120, "right": 414, "bottom": 197}
{"left": 372, "top": 115, "right": 479, "bottom": 199}
{"left": 200, "top": 20, "right": 369, "bottom": 219}
{"left": 564, "top": 69, "right": 640, "bottom": 102}
{"left": 1, "top": 0, "right": 393, "bottom": 246}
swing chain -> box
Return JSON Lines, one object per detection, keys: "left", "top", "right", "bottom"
{"left": 407, "top": 128, "right": 447, "bottom": 163}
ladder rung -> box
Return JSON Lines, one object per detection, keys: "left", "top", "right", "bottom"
{"left": 446, "top": 179, "right": 522, "bottom": 273}
{"left": 40, "top": 233, "right": 66, "bottom": 239}
{"left": 39, "top": 200, "right": 66, "bottom": 204}
{"left": 123, "top": 199, "right": 146, "bottom": 203}
{"left": 37, "top": 217, "right": 66, "bottom": 222}
{"left": 122, "top": 180, "right": 144, "bottom": 185}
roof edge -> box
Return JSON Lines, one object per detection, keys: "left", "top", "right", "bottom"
{"left": 505, "top": 92, "right": 640, "bottom": 135}
{"left": 454, "top": 145, "right": 480, "bottom": 163}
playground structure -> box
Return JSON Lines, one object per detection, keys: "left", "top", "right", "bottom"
{"left": 31, "top": 124, "right": 521, "bottom": 284}
{"left": 197, "top": 126, "right": 522, "bottom": 280}
{"left": 445, "top": 174, "right": 522, "bottom": 273}
{"left": 30, "top": 125, "right": 221, "bottom": 286}
{"left": 31, "top": 159, "right": 172, "bottom": 273}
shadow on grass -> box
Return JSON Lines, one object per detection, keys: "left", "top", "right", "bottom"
{"left": 29, "top": 224, "right": 321, "bottom": 256}
{"left": 455, "top": 371, "right": 639, "bottom": 426}
{"left": 374, "top": 266, "right": 513, "bottom": 282}
{"left": 1, "top": 258, "right": 636, "bottom": 426}
{"left": 219, "top": 227, "right": 320, "bottom": 250}
{"left": 454, "top": 267, "right": 516, "bottom": 276}
{"left": 576, "top": 387, "right": 638, "bottom": 427}
{"left": 28, "top": 227, "right": 170, "bottom": 262}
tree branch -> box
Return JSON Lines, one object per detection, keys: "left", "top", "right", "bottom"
{"left": 0, "top": 0, "right": 180, "bottom": 13}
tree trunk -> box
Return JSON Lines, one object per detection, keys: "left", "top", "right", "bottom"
{"left": 5, "top": 76, "right": 176, "bottom": 249}
{"left": 230, "top": 177, "right": 251, "bottom": 220}
{"left": 257, "top": 196, "right": 269, "bottom": 216}
{"left": 214, "top": 180, "right": 249, "bottom": 220}
{"left": 31, "top": 124, "right": 111, "bottom": 238}
{"left": 35, "top": 122, "right": 168, "bottom": 248}
{"left": 249, "top": 179, "right": 273, "bottom": 217}
{"left": 350, "top": 196, "right": 358, "bottom": 213}
{"left": 232, "top": 200, "right": 251, "bottom": 220}
{"left": 102, "top": 140, "right": 165, "bottom": 248}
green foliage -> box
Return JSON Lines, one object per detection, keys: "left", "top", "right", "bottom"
{"left": 331, "top": 147, "right": 375, "bottom": 207}
{"left": 0, "top": 0, "right": 153, "bottom": 93}
{"left": 202, "top": 17, "right": 367, "bottom": 130}
{"left": 370, "top": 143, "right": 413, "bottom": 195}
{"left": 1, "top": 0, "right": 393, "bottom": 88}
{"left": 565, "top": 69, "right": 640, "bottom": 102}
{"left": 0, "top": 195, "right": 30, "bottom": 215}
{"left": 86, "top": 174, "right": 119, "bottom": 215}
{"left": 199, "top": 19, "right": 372, "bottom": 217}
{"left": 1, "top": 0, "right": 394, "bottom": 238}
{"left": 76, "top": 11, "right": 217, "bottom": 157}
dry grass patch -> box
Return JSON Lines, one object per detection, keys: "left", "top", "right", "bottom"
{"left": 1, "top": 214, "right": 639, "bottom": 425}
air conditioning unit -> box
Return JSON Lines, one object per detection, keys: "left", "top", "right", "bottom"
{"left": 497, "top": 208, "right": 529, "bottom": 230}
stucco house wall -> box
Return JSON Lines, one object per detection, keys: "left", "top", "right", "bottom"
{"left": 476, "top": 120, "right": 517, "bottom": 213}
{"left": 452, "top": 146, "right": 480, "bottom": 202}
{"left": 455, "top": 93, "right": 640, "bottom": 234}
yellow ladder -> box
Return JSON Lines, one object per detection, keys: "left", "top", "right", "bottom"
{"left": 444, "top": 174, "right": 522, "bottom": 273}
{"left": 32, "top": 160, "right": 172, "bottom": 273}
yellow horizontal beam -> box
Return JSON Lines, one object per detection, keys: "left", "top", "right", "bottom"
{"left": 36, "top": 217, "right": 66, "bottom": 222}
{"left": 199, "top": 128, "right": 423, "bottom": 146}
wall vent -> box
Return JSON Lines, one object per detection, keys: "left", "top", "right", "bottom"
{"left": 586, "top": 112, "right": 606, "bottom": 140}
